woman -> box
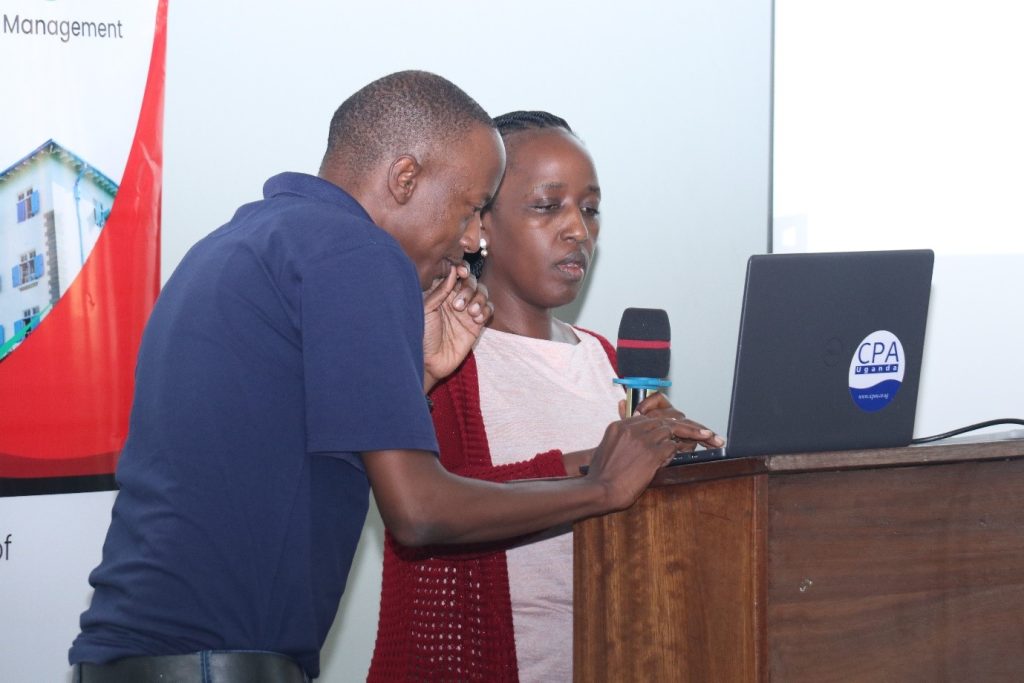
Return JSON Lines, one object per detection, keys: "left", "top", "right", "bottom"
{"left": 368, "top": 111, "right": 722, "bottom": 682}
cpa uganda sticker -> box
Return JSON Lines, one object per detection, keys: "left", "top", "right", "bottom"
{"left": 849, "top": 330, "right": 905, "bottom": 412}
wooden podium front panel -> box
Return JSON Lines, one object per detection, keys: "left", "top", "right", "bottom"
{"left": 766, "top": 457, "right": 1024, "bottom": 682}
{"left": 574, "top": 475, "right": 765, "bottom": 682}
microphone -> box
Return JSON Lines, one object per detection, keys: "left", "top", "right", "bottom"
{"left": 614, "top": 308, "right": 672, "bottom": 416}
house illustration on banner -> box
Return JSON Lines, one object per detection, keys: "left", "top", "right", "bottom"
{"left": 0, "top": 140, "right": 118, "bottom": 360}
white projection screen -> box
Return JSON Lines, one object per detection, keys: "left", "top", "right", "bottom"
{"left": 772, "top": 0, "right": 1024, "bottom": 437}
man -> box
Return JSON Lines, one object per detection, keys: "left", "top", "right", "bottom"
{"left": 69, "top": 71, "right": 701, "bottom": 682}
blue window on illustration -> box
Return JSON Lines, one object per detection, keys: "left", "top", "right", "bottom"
{"left": 11, "top": 252, "right": 44, "bottom": 287}
{"left": 16, "top": 189, "right": 39, "bottom": 223}
{"left": 13, "top": 308, "right": 40, "bottom": 338}
{"left": 94, "top": 199, "right": 109, "bottom": 227}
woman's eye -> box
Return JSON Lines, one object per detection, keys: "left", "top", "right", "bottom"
{"left": 532, "top": 202, "right": 560, "bottom": 211}
{"left": 583, "top": 206, "right": 601, "bottom": 216}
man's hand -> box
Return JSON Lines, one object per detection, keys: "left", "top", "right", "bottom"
{"left": 423, "top": 262, "right": 493, "bottom": 391}
{"left": 583, "top": 414, "right": 694, "bottom": 511}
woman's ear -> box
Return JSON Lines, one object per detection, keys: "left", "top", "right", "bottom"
{"left": 386, "top": 155, "right": 421, "bottom": 205}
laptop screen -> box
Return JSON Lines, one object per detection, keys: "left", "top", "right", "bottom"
{"left": 722, "top": 249, "right": 934, "bottom": 458}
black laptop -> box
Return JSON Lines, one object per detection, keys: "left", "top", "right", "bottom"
{"left": 673, "top": 249, "right": 934, "bottom": 464}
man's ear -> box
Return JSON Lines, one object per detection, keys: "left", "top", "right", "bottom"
{"left": 387, "top": 155, "right": 421, "bottom": 205}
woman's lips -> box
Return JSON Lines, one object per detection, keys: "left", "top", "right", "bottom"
{"left": 555, "top": 251, "right": 588, "bottom": 280}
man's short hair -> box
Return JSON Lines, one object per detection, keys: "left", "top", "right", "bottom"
{"left": 322, "top": 70, "right": 494, "bottom": 175}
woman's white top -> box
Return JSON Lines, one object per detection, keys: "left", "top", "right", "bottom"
{"left": 474, "top": 326, "right": 622, "bottom": 682}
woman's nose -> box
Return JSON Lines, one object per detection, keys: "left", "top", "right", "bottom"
{"left": 563, "top": 208, "right": 590, "bottom": 242}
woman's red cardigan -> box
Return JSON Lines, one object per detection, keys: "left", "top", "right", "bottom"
{"left": 367, "top": 331, "right": 616, "bottom": 682}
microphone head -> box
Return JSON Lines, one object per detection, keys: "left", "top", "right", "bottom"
{"left": 616, "top": 307, "right": 671, "bottom": 379}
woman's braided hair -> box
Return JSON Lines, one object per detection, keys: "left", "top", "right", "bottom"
{"left": 492, "top": 110, "right": 574, "bottom": 137}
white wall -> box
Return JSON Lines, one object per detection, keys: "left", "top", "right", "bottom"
{"left": 159, "top": 1, "right": 771, "bottom": 680}
{"left": 3, "top": 491, "right": 118, "bottom": 683}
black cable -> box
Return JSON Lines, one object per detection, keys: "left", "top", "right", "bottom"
{"left": 911, "top": 418, "right": 1024, "bottom": 445}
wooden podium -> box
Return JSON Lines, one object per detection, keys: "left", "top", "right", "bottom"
{"left": 573, "top": 437, "right": 1024, "bottom": 682}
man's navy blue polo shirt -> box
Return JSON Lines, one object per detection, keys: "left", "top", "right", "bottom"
{"left": 70, "top": 172, "right": 439, "bottom": 678}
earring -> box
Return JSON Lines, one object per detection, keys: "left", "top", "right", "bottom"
{"left": 479, "top": 237, "right": 489, "bottom": 258}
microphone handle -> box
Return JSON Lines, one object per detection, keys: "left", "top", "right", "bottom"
{"left": 625, "top": 387, "right": 654, "bottom": 417}
{"left": 614, "top": 377, "right": 672, "bottom": 416}
{"left": 580, "top": 377, "right": 675, "bottom": 475}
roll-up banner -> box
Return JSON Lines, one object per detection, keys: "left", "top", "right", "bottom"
{"left": 1, "top": 2, "right": 166, "bottom": 679}
{"left": 0, "top": 0, "right": 165, "bottom": 494}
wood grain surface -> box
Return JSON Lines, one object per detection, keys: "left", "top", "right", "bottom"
{"left": 574, "top": 438, "right": 1024, "bottom": 682}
